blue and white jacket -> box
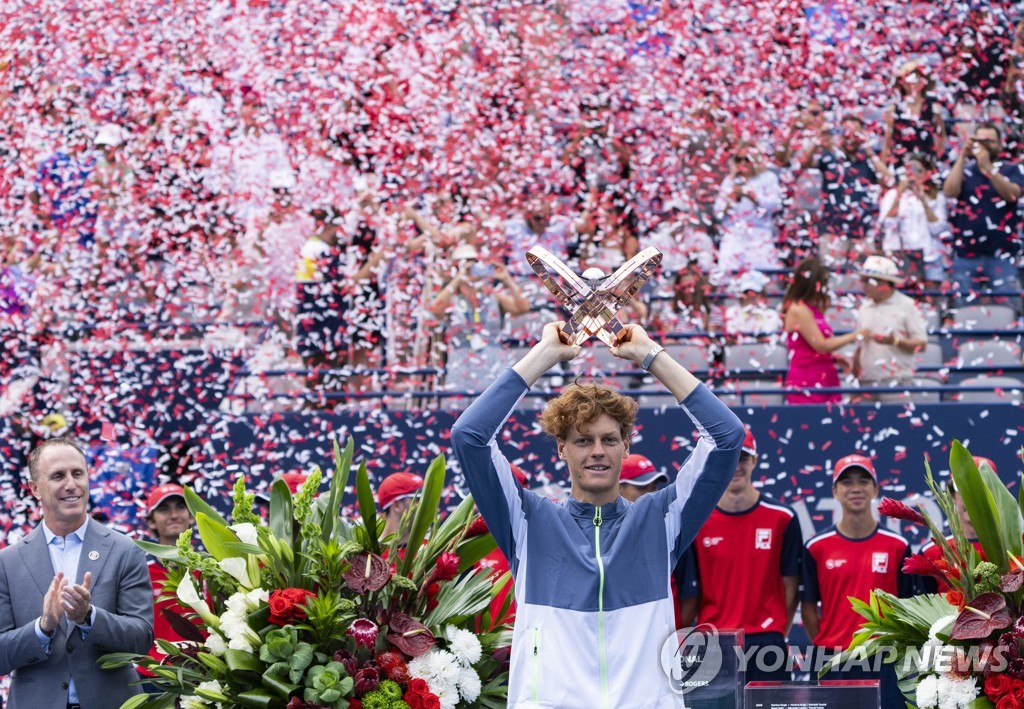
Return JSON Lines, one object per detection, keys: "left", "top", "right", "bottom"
{"left": 450, "top": 368, "right": 744, "bottom": 709}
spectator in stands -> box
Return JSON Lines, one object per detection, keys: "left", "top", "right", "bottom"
{"left": 344, "top": 190, "right": 388, "bottom": 397}
{"left": 941, "top": 122, "right": 1024, "bottom": 301}
{"left": 504, "top": 192, "right": 574, "bottom": 264}
{"left": 852, "top": 256, "right": 928, "bottom": 402}
{"left": 1000, "top": 20, "right": 1024, "bottom": 157}
{"left": 140, "top": 484, "right": 200, "bottom": 679}
{"left": 428, "top": 241, "right": 531, "bottom": 370}
{"left": 723, "top": 270, "right": 782, "bottom": 343}
{"left": 678, "top": 427, "right": 801, "bottom": 681}
{"left": 801, "top": 454, "right": 914, "bottom": 707}
{"left": 774, "top": 98, "right": 829, "bottom": 264}
{"left": 782, "top": 257, "right": 868, "bottom": 404}
{"left": 295, "top": 207, "right": 347, "bottom": 395}
{"left": 713, "top": 142, "right": 782, "bottom": 275}
{"left": 378, "top": 471, "right": 425, "bottom": 541}
{"left": 617, "top": 453, "right": 668, "bottom": 502}
{"left": 798, "top": 114, "right": 889, "bottom": 266}
{"left": 650, "top": 265, "right": 719, "bottom": 338}
{"left": 882, "top": 59, "right": 947, "bottom": 166}
{"left": 879, "top": 152, "right": 950, "bottom": 290}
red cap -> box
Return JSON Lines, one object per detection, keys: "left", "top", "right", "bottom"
{"left": 145, "top": 484, "right": 186, "bottom": 516}
{"left": 255, "top": 472, "right": 310, "bottom": 502}
{"left": 973, "top": 456, "right": 997, "bottom": 473}
{"left": 832, "top": 454, "right": 878, "bottom": 484}
{"left": 510, "top": 464, "right": 529, "bottom": 488}
{"left": 620, "top": 454, "right": 669, "bottom": 486}
{"left": 742, "top": 428, "right": 757, "bottom": 457}
{"left": 378, "top": 472, "right": 424, "bottom": 510}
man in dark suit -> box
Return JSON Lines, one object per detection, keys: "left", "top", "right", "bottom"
{"left": 0, "top": 438, "right": 153, "bottom": 708}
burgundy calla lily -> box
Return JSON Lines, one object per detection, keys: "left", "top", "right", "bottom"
{"left": 386, "top": 613, "right": 435, "bottom": 657}
{"left": 343, "top": 552, "right": 392, "bottom": 594}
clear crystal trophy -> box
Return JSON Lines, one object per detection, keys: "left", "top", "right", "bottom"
{"left": 525, "top": 246, "right": 663, "bottom": 346}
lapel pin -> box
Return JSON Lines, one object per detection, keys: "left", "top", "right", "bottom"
{"left": 88, "top": 551, "right": 100, "bottom": 561}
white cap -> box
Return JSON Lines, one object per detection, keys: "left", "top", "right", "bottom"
{"left": 95, "top": 123, "right": 124, "bottom": 147}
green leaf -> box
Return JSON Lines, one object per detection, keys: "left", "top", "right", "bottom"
{"left": 236, "top": 688, "right": 280, "bottom": 708}
{"left": 456, "top": 534, "right": 498, "bottom": 572}
{"left": 195, "top": 512, "right": 241, "bottom": 562}
{"left": 134, "top": 540, "right": 187, "bottom": 563}
{"left": 269, "top": 476, "right": 295, "bottom": 550}
{"left": 355, "top": 461, "right": 380, "bottom": 555}
{"left": 967, "top": 698, "right": 996, "bottom": 709}
{"left": 262, "top": 672, "right": 300, "bottom": 700}
{"left": 977, "top": 457, "right": 1023, "bottom": 560}
{"left": 184, "top": 486, "right": 229, "bottom": 527}
{"left": 223, "top": 542, "right": 265, "bottom": 556}
{"left": 118, "top": 696, "right": 154, "bottom": 709}
{"left": 100, "top": 652, "right": 148, "bottom": 669}
{"left": 225, "top": 648, "right": 264, "bottom": 685}
{"left": 951, "top": 441, "right": 1008, "bottom": 572}
{"left": 399, "top": 453, "right": 446, "bottom": 578}
{"left": 322, "top": 438, "right": 354, "bottom": 543}
{"left": 196, "top": 651, "right": 228, "bottom": 675}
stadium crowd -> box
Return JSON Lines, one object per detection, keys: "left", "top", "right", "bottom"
{"left": 1, "top": 0, "right": 1024, "bottom": 421}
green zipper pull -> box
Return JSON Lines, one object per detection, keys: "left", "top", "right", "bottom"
{"left": 593, "top": 506, "right": 603, "bottom": 527}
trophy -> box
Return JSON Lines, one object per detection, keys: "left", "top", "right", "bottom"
{"left": 526, "top": 246, "right": 663, "bottom": 346}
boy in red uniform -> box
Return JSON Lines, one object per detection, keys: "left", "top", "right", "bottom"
{"left": 141, "top": 484, "right": 199, "bottom": 674}
{"left": 801, "top": 454, "right": 915, "bottom": 706}
{"left": 677, "top": 428, "right": 802, "bottom": 680}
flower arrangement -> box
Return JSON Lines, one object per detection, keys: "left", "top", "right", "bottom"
{"left": 103, "top": 440, "right": 513, "bottom": 709}
{"left": 826, "top": 442, "right": 1024, "bottom": 709}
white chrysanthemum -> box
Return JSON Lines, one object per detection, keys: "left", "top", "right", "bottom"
{"left": 426, "top": 649, "right": 462, "bottom": 684}
{"left": 915, "top": 639, "right": 944, "bottom": 673}
{"left": 433, "top": 681, "right": 459, "bottom": 709}
{"left": 916, "top": 675, "right": 939, "bottom": 708}
{"left": 457, "top": 666, "right": 482, "bottom": 703}
{"left": 928, "top": 614, "right": 958, "bottom": 642}
{"left": 204, "top": 631, "right": 227, "bottom": 657}
{"left": 408, "top": 653, "right": 432, "bottom": 680}
{"left": 937, "top": 674, "right": 978, "bottom": 709}
{"left": 445, "top": 626, "right": 482, "bottom": 666}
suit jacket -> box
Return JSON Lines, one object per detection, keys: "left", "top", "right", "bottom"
{"left": 0, "top": 518, "right": 154, "bottom": 708}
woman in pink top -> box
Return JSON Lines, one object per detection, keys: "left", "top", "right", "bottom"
{"left": 782, "top": 258, "right": 868, "bottom": 404}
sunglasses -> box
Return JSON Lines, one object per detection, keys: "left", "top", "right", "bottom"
{"left": 734, "top": 155, "right": 750, "bottom": 163}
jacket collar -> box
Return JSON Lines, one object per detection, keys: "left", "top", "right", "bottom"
{"left": 565, "top": 494, "right": 629, "bottom": 520}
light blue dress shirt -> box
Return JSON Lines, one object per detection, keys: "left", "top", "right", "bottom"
{"left": 33, "top": 518, "right": 93, "bottom": 704}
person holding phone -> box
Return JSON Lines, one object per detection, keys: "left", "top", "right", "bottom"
{"left": 942, "top": 122, "right": 1024, "bottom": 301}
{"left": 428, "top": 241, "right": 531, "bottom": 386}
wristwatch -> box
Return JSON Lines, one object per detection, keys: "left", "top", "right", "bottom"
{"left": 640, "top": 344, "right": 665, "bottom": 371}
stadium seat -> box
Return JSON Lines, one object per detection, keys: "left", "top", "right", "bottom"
{"left": 956, "top": 376, "right": 1024, "bottom": 403}
{"left": 950, "top": 305, "right": 1017, "bottom": 331}
{"left": 914, "top": 342, "right": 946, "bottom": 371}
{"left": 830, "top": 272, "right": 862, "bottom": 296}
{"left": 723, "top": 342, "right": 788, "bottom": 374}
{"left": 908, "top": 377, "right": 944, "bottom": 403}
{"left": 955, "top": 339, "right": 1023, "bottom": 368}
{"left": 668, "top": 343, "right": 711, "bottom": 373}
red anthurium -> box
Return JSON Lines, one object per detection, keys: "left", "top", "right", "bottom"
{"left": 951, "top": 593, "right": 1013, "bottom": 640}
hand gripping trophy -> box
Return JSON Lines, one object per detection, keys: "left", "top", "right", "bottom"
{"left": 525, "top": 245, "right": 663, "bottom": 346}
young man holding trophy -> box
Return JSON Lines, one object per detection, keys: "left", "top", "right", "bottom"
{"left": 450, "top": 246, "right": 745, "bottom": 707}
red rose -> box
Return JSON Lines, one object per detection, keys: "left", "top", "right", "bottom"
{"left": 1011, "top": 679, "right": 1024, "bottom": 700}
{"left": 998, "top": 696, "right": 1024, "bottom": 709}
{"left": 404, "top": 692, "right": 425, "bottom": 709}
{"left": 282, "top": 588, "right": 316, "bottom": 619}
{"left": 268, "top": 591, "right": 296, "bottom": 626}
{"left": 423, "top": 693, "right": 441, "bottom": 709}
{"left": 406, "top": 678, "right": 430, "bottom": 696}
{"left": 988, "top": 674, "right": 1013, "bottom": 700}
